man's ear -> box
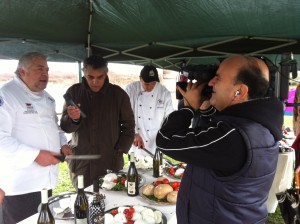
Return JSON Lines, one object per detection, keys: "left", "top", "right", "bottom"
{"left": 234, "top": 84, "right": 249, "bottom": 100}
{"left": 18, "top": 67, "right": 25, "bottom": 77}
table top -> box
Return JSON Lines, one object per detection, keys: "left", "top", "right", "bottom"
{"left": 18, "top": 169, "right": 177, "bottom": 224}
{"left": 266, "top": 151, "right": 295, "bottom": 213}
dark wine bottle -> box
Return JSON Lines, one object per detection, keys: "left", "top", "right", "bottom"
{"left": 127, "top": 152, "right": 139, "bottom": 196}
{"left": 74, "top": 175, "right": 89, "bottom": 224}
{"left": 88, "top": 180, "right": 105, "bottom": 224}
{"left": 37, "top": 188, "right": 55, "bottom": 224}
{"left": 153, "top": 148, "right": 163, "bottom": 177}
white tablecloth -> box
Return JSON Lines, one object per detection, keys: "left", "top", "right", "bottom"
{"left": 266, "top": 151, "right": 295, "bottom": 213}
{"left": 18, "top": 169, "right": 177, "bottom": 224}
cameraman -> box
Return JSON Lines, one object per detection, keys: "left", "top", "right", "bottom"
{"left": 156, "top": 55, "right": 283, "bottom": 224}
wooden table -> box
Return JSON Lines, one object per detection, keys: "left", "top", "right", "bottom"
{"left": 18, "top": 169, "right": 177, "bottom": 223}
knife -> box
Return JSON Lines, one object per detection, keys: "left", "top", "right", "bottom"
{"left": 54, "top": 154, "right": 101, "bottom": 162}
{"left": 141, "top": 148, "right": 154, "bottom": 157}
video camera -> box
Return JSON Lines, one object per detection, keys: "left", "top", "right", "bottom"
{"left": 176, "top": 64, "right": 219, "bottom": 100}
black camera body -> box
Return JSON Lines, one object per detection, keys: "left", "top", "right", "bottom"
{"left": 176, "top": 64, "right": 219, "bottom": 100}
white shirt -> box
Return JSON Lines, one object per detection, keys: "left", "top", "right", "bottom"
{"left": 125, "top": 81, "right": 174, "bottom": 156}
{"left": 0, "top": 76, "right": 68, "bottom": 195}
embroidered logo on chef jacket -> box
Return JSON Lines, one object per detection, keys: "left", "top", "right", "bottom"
{"left": 157, "top": 99, "right": 164, "bottom": 108}
{"left": 23, "top": 103, "right": 37, "bottom": 114}
{"left": 0, "top": 96, "right": 4, "bottom": 107}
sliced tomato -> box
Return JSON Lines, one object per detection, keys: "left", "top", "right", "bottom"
{"left": 123, "top": 208, "right": 129, "bottom": 214}
{"left": 112, "top": 179, "right": 118, "bottom": 183}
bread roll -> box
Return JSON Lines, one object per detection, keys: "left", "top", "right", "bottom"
{"left": 142, "top": 184, "right": 155, "bottom": 196}
{"left": 154, "top": 184, "right": 173, "bottom": 199}
{"left": 167, "top": 191, "right": 178, "bottom": 203}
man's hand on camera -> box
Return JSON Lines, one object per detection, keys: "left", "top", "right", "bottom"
{"left": 177, "top": 82, "right": 206, "bottom": 110}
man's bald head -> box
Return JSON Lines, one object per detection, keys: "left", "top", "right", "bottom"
{"left": 231, "top": 55, "right": 269, "bottom": 99}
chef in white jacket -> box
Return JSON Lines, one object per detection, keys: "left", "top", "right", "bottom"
{"left": 0, "top": 52, "right": 72, "bottom": 223}
{"left": 125, "top": 65, "right": 174, "bottom": 157}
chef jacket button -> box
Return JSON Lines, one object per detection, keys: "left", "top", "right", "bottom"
{"left": 138, "top": 116, "right": 141, "bottom": 118}
{"left": 150, "top": 107, "right": 152, "bottom": 109}
{"left": 147, "top": 130, "right": 149, "bottom": 131}
{"left": 146, "top": 140, "right": 148, "bottom": 142}
{"left": 148, "top": 118, "right": 151, "bottom": 120}
{"left": 151, "top": 95, "right": 154, "bottom": 97}
{"left": 139, "top": 104, "right": 142, "bottom": 107}
{"left": 138, "top": 128, "right": 140, "bottom": 130}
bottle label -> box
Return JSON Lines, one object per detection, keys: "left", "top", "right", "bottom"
{"left": 128, "top": 181, "right": 136, "bottom": 195}
{"left": 159, "top": 165, "right": 163, "bottom": 176}
{"left": 75, "top": 218, "right": 88, "bottom": 224}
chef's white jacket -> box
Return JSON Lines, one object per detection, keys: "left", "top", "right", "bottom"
{"left": 0, "top": 76, "right": 68, "bottom": 195}
{"left": 125, "top": 81, "right": 174, "bottom": 156}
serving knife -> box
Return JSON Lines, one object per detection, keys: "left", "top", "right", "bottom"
{"left": 141, "top": 148, "right": 176, "bottom": 167}
{"left": 54, "top": 154, "right": 101, "bottom": 162}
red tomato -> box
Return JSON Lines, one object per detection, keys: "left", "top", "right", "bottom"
{"left": 125, "top": 212, "right": 133, "bottom": 220}
{"left": 163, "top": 178, "right": 169, "bottom": 184}
{"left": 129, "top": 207, "right": 135, "bottom": 213}
{"left": 126, "top": 220, "right": 134, "bottom": 224}
{"left": 155, "top": 181, "right": 163, "bottom": 186}
{"left": 123, "top": 208, "right": 129, "bottom": 214}
{"left": 113, "top": 179, "right": 118, "bottom": 183}
{"left": 121, "top": 177, "right": 126, "bottom": 185}
{"left": 171, "top": 182, "right": 178, "bottom": 189}
{"left": 174, "top": 186, "right": 180, "bottom": 191}
{"left": 111, "top": 209, "right": 118, "bottom": 216}
{"left": 169, "top": 167, "right": 175, "bottom": 176}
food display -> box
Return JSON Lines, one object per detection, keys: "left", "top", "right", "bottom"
{"left": 135, "top": 155, "right": 153, "bottom": 169}
{"left": 105, "top": 205, "right": 167, "bottom": 224}
{"left": 164, "top": 162, "right": 186, "bottom": 179}
{"left": 99, "top": 172, "right": 144, "bottom": 191}
{"left": 140, "top": 177, "right": 180, "bottom": 205}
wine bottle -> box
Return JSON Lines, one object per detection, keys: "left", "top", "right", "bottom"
{"left": 88, "top": 180, "right": 105, "bottom": 224}
{"left": 153, "top": 148, "right": 163, "bottom": 177}
{"left": 37, "top": 188, "right": 55, "bottom": 224}
{"left": 74, "top": 175, "right": 89, "bottom": 224}
{"left": 127, "top": 152, "right": 139, "bottom": 196}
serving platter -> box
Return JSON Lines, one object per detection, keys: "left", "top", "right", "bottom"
{"left": 99, "top": 171, "right": 145, "bottom": 191}
{"left": 163, "top": 163, "right": 186, "bottom": 180}
{"left": 38, "top": 191, "right": 95, "bottom": 220}
{"left": 139, "top": 185, "right": 177, "bottom": 206}
{"left": 105, "top": 205, "right": 167, "bottom": 224}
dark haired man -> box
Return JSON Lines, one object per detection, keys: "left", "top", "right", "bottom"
{"left": 60, "top": 55, "right": 135, "bottom": 188}
{"left": 156, "top": 55, "right": 283, "bottom": 223}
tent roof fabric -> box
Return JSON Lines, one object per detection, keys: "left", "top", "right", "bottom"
{"left": 0, "top": 0, "right": 300, "bottom": 70}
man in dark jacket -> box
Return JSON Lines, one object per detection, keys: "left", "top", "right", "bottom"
{"left": 60, "top": 56, "right": 135, "bottom": 188}
{"left": 156, "top": 55, "right": 283, "bottom": 224}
